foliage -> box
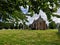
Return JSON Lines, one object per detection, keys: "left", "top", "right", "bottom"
{"left": 0, "top": 0, "right": 60, "bottom": 22}
{"left": 49, "top": 21, "right": 56, "bottom": 29}
{"left": 29, "top": 0, "right": 60, "bottom": 21}
{"left": 0, "top": 22, "right": 14, "bottom": 29}
{"left": 0, "top": 22, "right": 29, "bottom": 29}
{"left": 0, "top": 0, "right": 27, "bottom": 22}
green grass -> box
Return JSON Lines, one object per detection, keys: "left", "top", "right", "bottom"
{"left": 0, "top": 29, "right": 60, "bottom": 45}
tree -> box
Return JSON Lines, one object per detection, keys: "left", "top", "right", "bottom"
{"left": 0, "top": 0, "right": 60, "bottom": 21}
{"left": 0, "top": 0, "right": 27, "bottom": 22}
{"left": 0, "top": 0, "right": 60, "bottom": 30}
{"left": 49, "top": 21, "right": 56, "bottom": 29}
{"left": 58, "top": 24, "right": 60, "bottom": 32}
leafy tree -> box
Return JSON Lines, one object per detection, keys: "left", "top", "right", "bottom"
{"left": 0, "top": 0, "right": 60, "bottom": 30}
{"left": 0, "top": 0, "right": 60, "bottom": 21}
{"left": 49, "top": 21, "right": 56, "bottom": 29}
{"left": 0, "top": 0, "right": 27, "bottom": 22}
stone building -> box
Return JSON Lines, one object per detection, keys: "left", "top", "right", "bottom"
{"left": 29, "top": 16, "right": 47, "bottom": 30}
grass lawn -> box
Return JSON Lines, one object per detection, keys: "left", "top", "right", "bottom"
{"left": 0, "top": 29, "right": 60, "bottom": 45}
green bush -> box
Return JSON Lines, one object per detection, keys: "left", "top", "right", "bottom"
{"left": 49, "top": 21, "right": 56, "bottom": 29}
{"left": 0, "top": 22, "right": 14, "bottom": 29}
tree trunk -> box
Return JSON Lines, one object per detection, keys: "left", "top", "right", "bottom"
{"left": 58, "top": 24, "right": 60, "bottom": 33}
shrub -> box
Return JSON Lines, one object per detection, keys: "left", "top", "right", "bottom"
{"left": 49, "top": 21, "right": 56, "bottom": 29}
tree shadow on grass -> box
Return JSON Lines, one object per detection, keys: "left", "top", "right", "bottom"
{"left": 56, "top": 32, "right": 60, "bottom": 38}
{"left": 56, "top": 32, "right": 60, "bottom": 45}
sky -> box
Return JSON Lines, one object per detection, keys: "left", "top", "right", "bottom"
{"left": 20, "top": 6, "right": 29, "bottom": 14}
{"left": 20, "top": 6, "right": 60, "bottom": 26}
{"left": 52, "top": 8, "right": 60, "bottom": 23}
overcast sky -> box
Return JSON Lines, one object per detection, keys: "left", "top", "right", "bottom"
{"left": 20, "top": 6, "right": 60, "bottom": 26}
